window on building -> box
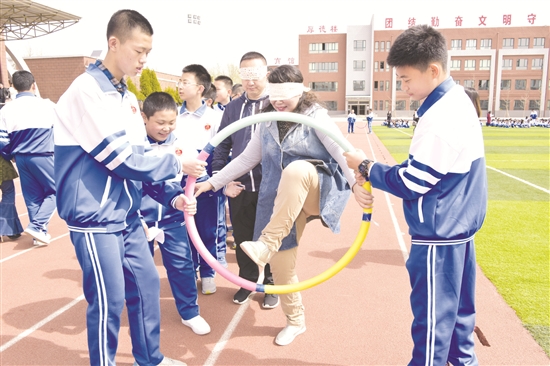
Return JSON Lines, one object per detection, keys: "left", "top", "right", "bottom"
{"left": 464, "top": 60, "right": 476, "bottom": 70}
{"left": 380, "top": 61, "right": 385, "bottom": 70}
{"left": 518, "top": 38, "right": 530, "bottom": 49}
{"left": 500, "top": 100, "right": 510, "bottom": 110}
{"left": 531, "top": 79, "right": 542, "bottom": 90}
{"left": 386, "top": 41, "right": 391, "bottom": 50}
{"left": 466, "top": 39, "right": 477, "bottom": 50}
{"left": 529, "top": 100, "right": 540, "bottom": 110}
{"left": 450, "top": 59, "right": 461, "bottom": 71}
{"left": 464, "top": 80, "right": 475, "bottom": 89}
{"left": 379, "top": 81, "right": 384, "bottom": 91}
{"left": 396, "top": 100, "right": 406, "bottom": 110}
{"left": 515, "top": 79, "right": 527, "bottom": 90}
{"left": 374, "top": 41, "right": 379, "bottom": 52}
{"left": 532, "top": 58, "right": 543, "bottom": 70}
{"left": 455, "top": 80, "right": 460, "bottom": 85}
{"left": 309, "top": 62, "right": 338, "bottom": 73}
{"left": 479, "top": 59, "right": 491, "bottom": 70}
{"left": 309, "top": 42, "right": 338, "bottom": 53}
{"left": 451, "top": 39, "right": 462, "bottom": 50}
{"left": 385, "top": 62, "right": 390, "bottom": 72}
{"left": 514, "top": 100, "right": 525, "bottom": 110}
{"left": 309, "top": 82, "right": 338, "bottom": 92}
{"left": 516, "top": 58, "right": 528, "bottom": 70}
{"left": 353, "top": 80, "right": 365, "bottom": 91}
{"left": 374, "top": 81, "right": 378, "bottom": 91}
{"left": 354, "top": 40, "right": 366, "bottom": 51}
{"left": 534, "top": 37, "right": 545, "bottom": 48}
{"left": 385, "top": 81, "right": 390, "bottom": 91}
{"left": 502, "top": 59, "right": 513, "bottom": 70}
{"left": 501, "top": 80, "right": 511, "bottom": 90}
{"left": 385, "top": 100, "right": 390, "bottom": 110}
{"left": 353, "top": 60, "right": 366, "bottom": 71}
{"left": 480, "top": 38, "right": 492, "bottom": 49}
{"left": 410, "top": 100, "right": 419, "bottom": 110}
{"left": 478, "top": 80, "right": 489, "bottom": 90}
{"left": 480, "top": 100, "right": 488, "bottom": 110}
{"left": 373, "top": 100, "right": 378, "bottom": 110}
{"left": 380, "top": 41, "right": 385, "bottom": 52}
{"left": 374, "top": 61, "right": 379, "bottom": 72}
{"left": 396, "top": 80, "right": 402, "bottom": 90}
{"left": 502, "top": 38, "right": 514, "bottom": 48}
{"left": 325, "top": 101, "right": 337, "bottom": 111}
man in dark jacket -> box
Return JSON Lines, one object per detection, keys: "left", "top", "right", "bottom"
{"left": 212, "top": 51, "right": 279, "bottom": 308}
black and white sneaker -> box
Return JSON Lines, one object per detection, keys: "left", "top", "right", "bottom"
{"left": 233, "top": 288, "right": 254, "bottom": 305}
{"left": 262, "top": 293, "right": 280, "bottom": 309}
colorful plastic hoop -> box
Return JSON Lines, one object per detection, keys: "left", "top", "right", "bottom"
{"left": 184, "top": 112, "right": 372, "bottom": 294}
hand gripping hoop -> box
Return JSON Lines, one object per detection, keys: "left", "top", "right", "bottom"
{"left": 184, "top": 112, "right": 372, "bottom": 294}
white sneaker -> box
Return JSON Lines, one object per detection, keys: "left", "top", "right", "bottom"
{"left": 201, "top": 277, "right": 216, "bottom": 295}
{"left": 133, "top": 356, "right": 187, "bottom": 365}
{"left": 25, "top": 228, "right": 51, "bottom": 245}
{"left": 240, "top": 240, "right": 274, "bottom": 267}
{"left": 275, "top": 324, "right": 306, "bottom": 346}
{"left": 181, "top": 315, "right": 211, "bottom": 335}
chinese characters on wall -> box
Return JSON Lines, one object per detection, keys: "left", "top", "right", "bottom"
{"left": 386, "top": 13, "right": 537, "bottom": 28}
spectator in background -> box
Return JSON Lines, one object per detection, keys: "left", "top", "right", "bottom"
{"left": 0, "top": 154, "right": 24, "bottom": 240}
{"left": 0, "top": 82, "right": 10, "bottom": 109}
{"left": 214, "top": 75, "right": 233, "bottom": 112}
{"left": 347, "top": 109, "right": 356, "bottom": 133}
{"left": 486, "top": 110, "right": 491, "bottom": 127}
{"left": 203, "top": 83, "right": 217, "bottom": 108}
{"left": 231, "top": 83, "right": 244, "bottom": 99}
{"left": 0, "top": 70, "right": 56, "bottom": 246}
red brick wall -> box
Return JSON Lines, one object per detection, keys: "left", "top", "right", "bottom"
{"left": 24, "top": 56, "right": 96, "bottom": 102}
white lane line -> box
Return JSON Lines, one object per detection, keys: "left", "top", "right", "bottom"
{"left": 0, "top": 232, "right": 69, "bottom": 264}
{"left": 204, "top": 299, "right": 252, "bottom": 366}
{"left": 366, "top": 134, "right": 409, "bottom": 262}
{"left": 486, "top": 166, "right": 549, "bottom": 194}
{"left": 0, "top": 295, "right": 85, "bottom": 352}
{"left": 378, "top": 128, "right": 548, "bottom": 194}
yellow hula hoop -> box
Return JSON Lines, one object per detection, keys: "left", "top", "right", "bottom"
{"left": 184, "top": 111, "right": 372, "bottom": 294}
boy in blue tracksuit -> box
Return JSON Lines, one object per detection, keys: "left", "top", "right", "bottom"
{"left": 0, "top": 70, "right": 56, "bottom": 245}
{"left": 140, "top": 92, "right": 211, "bottom": 336}
{"left": 174, "top": 64, "right": 222, "bottom": 295}
{"left": 54, "top": 10, "right": 202, "bottom": 366}
{"left": 345, "top": 25, "right": 487, "bottom": 366}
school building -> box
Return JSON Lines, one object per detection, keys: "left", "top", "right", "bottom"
{"left": 297, "top": 13, "right": 550, "bottom": 118}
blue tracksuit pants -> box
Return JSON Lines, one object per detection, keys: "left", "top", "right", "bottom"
{"left": 190, "top": 176, "right": 219, "bottom": 279}
{"left": 15, "top": 154, "right": 56, "bottom": 233}
{"left": 406, "top": 241, "right": 477, "bottom": 366}
{"left": 148, "top": 223, "right": 199, "bottom": 321}
{"left": 71, "top": 216, "right": 164, "bottom": 366}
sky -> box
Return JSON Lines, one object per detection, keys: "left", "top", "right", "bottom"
{"left": 4, "top": 0, "right": 548, "bottom": 77}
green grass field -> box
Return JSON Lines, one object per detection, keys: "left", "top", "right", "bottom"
{"left": 371, "top": 124, "right": 550, "bottom": 355}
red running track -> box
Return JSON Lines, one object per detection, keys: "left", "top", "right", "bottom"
{"left": 1, "top": 121, "right": 548, "bottom": 365}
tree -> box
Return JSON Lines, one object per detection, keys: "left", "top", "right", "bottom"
{"left": 209, "top": 63, "right": 241, "bottom": 84}
{"left": 139, "top": 68, "right": 162, "bottom": 97}
{"left": 127, "top": 78, "right": 145, "bottom": 100}
{"left": 164, "top": 86, "right": 182, "bottom": 105}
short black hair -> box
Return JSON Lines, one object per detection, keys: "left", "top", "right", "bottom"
{"left": 203, "top": 83, "right": 217, "bottom": 106}
{"left": 182, "top": 64, "right": 212, "bottom": 96}
{"left": 12, "top": 70, "right": 35, "bottom": 92}
{"left": 107, "top": 9, "right": 153, "bottom": 42}
{"left": 214, "top": 75, "right": 233, "bottom": 88}
{"left": 387, "top": 25, "right": 448, "bottom": 72}
{"left": 240, "top": 51, "right": 267, "bottom": 65}
{"left": 142, "top": 92, "right": 177, "bottom": 118}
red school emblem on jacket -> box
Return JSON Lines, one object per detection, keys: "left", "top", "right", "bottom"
{"left": 204, "top": 123, "right": 211, "bottom": 131}
{"left": 131, "top": 105, "right": 137, "bottom": 114}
